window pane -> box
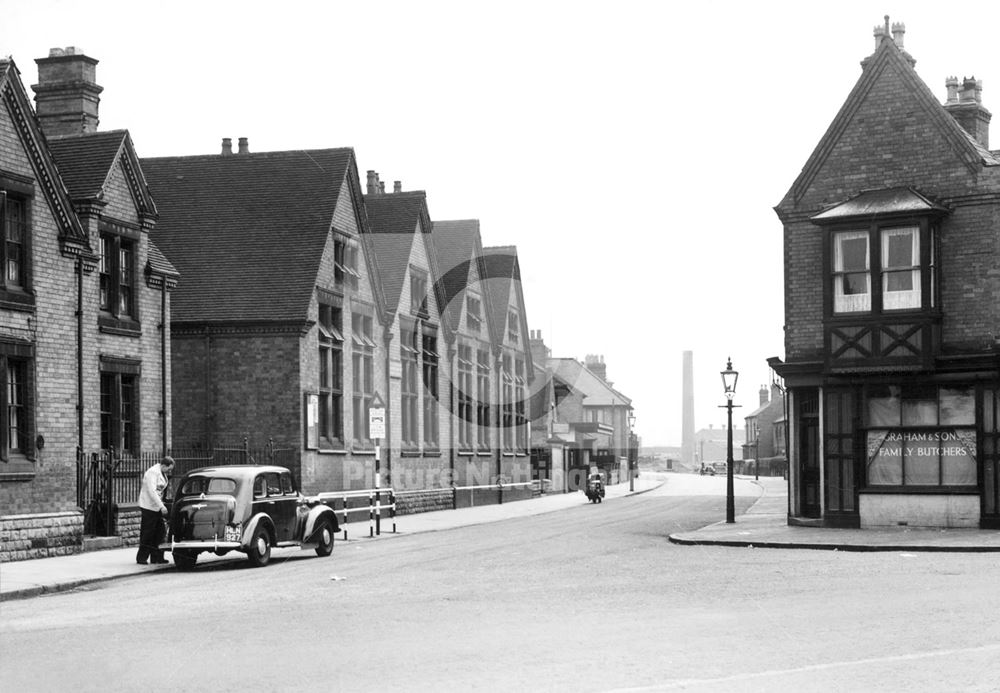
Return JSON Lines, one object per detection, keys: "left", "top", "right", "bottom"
{"left": 883, "top": 228, "right": 917, "bottom": 268}
{"left": 903, "top": 436, "right": 938, "bottom": 485}
{"left": 870, "top": 433, "right": 902, "bottom": 485}
{"left": 867, "top": 386, "right": 900, "bottom": 426}
{"left": 940, "top": 388, "right": 974, "bottom": 425}
{"left": 836, "top": 234, "right": 868, "bottom": 271}
{"left": 941, "top": 442, "right": 976, "bottom": 485}
{"left": 901, "top": 394, "right": 936, "bottom": 426}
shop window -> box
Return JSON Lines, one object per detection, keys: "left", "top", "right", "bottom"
{"left": 865, "top": 384, "right": 975, "bottom": 487}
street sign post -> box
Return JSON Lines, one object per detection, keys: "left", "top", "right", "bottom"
{"left": 369, "top": 393, "right": 386, "bottom": 535}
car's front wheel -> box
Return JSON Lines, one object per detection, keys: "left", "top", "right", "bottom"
{"left": 247, "top": 525, "right": 271, "bottom": 567}
{"left": 173, "top": 549, "right": 197, "bottom": 571}
{"left": 315, "top": 518, "right": 335, "bottom": 557}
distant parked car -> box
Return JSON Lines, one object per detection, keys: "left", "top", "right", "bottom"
{"left": 160, "top": 465, "right": 338, "bottom": 570}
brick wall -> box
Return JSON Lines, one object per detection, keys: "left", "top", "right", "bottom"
{"left": 779, "top": 54, "right": 1000, "bottom": 361}
{"left": 0, "top": 512, "right": 83, "bottom": 562}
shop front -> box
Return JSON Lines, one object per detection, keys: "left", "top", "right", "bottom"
{"left": 784, "top": 376, "right": 1000, "bottom": 529}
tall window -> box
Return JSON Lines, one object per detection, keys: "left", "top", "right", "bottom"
{"left": 476, "top": 348, "right": 491, "bottom": 449}
{"left": 2, "top": 194, "right": 27, "bottom": 290}
{"left": 514, "top": 357, "right": 527, "bottom": 451}
{"left": 507, "top": 310, "right": 519, "bottom": 343}
{"left": 333, "top": 235, "right": 360, "bottom": 288}
{"left": 410, "top": 270, "right": 428, "bottom": 316}
{"left": 457, "top": 344, "right": 474, "bottom": 448}
{"left": 466, "top": 295, "right": 482, "bottom": 332}
{"left": 502, "top": 353, "right": 514, "bottom": 449}
{"left": 422, "top": 329, "right": 439, "bottom": 447}
{"left": 318, "top": 303, "right": 343, "bottom": 447}
{"left": 99, "top": 223, "right": 137, "bottom": 322}
{"left": 400, "top": 322, "right": 419, "bottom": 447}
{"left": 881, "top": 227, "right": 920, "bottom": 310}
{"left": 2, "top": 358, "right": 27, "bottom": 460}
{"left": 100, "top": 370, "right": 138, "bottom": 454}
{"left": 351, "top": 313, "right": 375, "bottom": 444}
{"left": 832, "top": 224, "right": 934, "bottom": 315}
{"left": 833, "top": 231, "right": 870, "bottom": 313}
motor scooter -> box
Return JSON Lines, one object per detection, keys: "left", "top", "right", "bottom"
{"left": 585, "top": 472, "right": 606, "bottom": 503}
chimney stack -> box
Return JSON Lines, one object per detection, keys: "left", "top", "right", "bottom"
{"left": 891, "top": 21, "right": 905, "bottom": 49}
{"left": 31, "top": 47, "right": 103, "bottom": 137}
{"left": 944, "top": 76, "right": 992, "bottom": 148}
{"left": 393, "top": 181, "right": 402, "bottom": 193}
{"left": 221, "top": 138, "right": 233, "bottom": 155}
{"left": 366, "top": 171, "right": 378, "bottom": 195}
{"left": 585, "top": 354, "right": 608, "bottom": 384}
{"left": 759, "top": 385, "right": 769, "bottom": 406}
{"left": 529, "top": 330, "right": 550, "bottom": 365}
{"left": 237, "top": 137, "right": 249, "bottom": 155}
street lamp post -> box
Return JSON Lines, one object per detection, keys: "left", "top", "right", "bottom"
{"left": 628, "top": 411, "right": 636, "bottom": 492}
{"left": 720, "top": 358, "right": 739, "bottom": 524}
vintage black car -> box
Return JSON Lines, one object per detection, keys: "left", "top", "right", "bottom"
{"left": 160, "top": 465, "right": 339, "bottom": 570}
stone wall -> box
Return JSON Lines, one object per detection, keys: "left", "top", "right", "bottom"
{"left": 0, "top": 511, "right": 83, "bottom": 562}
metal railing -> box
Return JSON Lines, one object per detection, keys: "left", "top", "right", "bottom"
{"left": 76, "top": 439, "right": 299, "bottom": 537}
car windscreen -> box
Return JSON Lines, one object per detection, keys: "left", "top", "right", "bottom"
{"left": 179, "top": 476, "right": 238, "bottom": 497}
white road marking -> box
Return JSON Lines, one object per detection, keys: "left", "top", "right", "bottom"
{"left": 608, "top": 643, "right": 1000, "bottom": 691}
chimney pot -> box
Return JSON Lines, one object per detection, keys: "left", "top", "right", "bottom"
{"left": 237, "top": 137, "right": 249, "bottom": 154}
{"left": 221, "top": 138, "right": 233, "bottom": 156}
{"left": 366, "top": 170, "right": 379, "bottom": 195}
{"left": 379, "top": 181, "right": 385, "bottom": 194}
{"left": 393, "top": 181, "right": 402, "bottom": 193}
{"left": 891, "top": 21, "right": 905, "bottom": 48}
{"left": 946, "top": 76, "right": 960, "bottom": 104}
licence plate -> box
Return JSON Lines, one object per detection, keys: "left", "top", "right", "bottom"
{"left": 224, "top": 525, "right": 241, "bottom": 542}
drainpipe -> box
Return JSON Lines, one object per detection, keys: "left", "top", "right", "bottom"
{"left": 496, "top": 350, "right": 503, "bottom": 504}
{"left": 204, "top": 326, "right": 212, "bottom": 448}
{"left": 76, "top": 257, "right": 84, "bottom": 453}
{"left": 160, "top": 281, "right": 167, "bottom": 455}
{"left": 383, "top": 327, "right": 393, "bottom": 489}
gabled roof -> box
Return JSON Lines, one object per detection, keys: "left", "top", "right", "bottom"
{"left": 365, "top": 191, "right": 441, "bottom": 322}
{"left": 141, "top": 148, "right": 356, "bottom": 324}
{"left": 482, "top": 244, "right": 534, "bottom": 375}
{"left": 0, "top": 58, "right": 90, "bottom": 257}
{"left": 430, "top": 218, "right": 499, "bottom": 344}
{"left": 780, "top": 34, "right": 997, "bottom": 209}
{"left": 549, "top": 357, "right": 632, "bottom": 408}
{"left": 48, "top": 129, "right": 158, "bottom": 220}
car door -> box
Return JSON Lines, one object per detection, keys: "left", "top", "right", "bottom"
{"left": 266, "top": 471, "right": 299, "bottom": 543}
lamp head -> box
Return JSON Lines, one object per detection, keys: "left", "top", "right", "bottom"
{"left": 721, "top": 357, "right": 739, "bottom": 401}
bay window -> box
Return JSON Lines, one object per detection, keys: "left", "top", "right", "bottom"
{"left": 830, "top": 221, "right": 937, "bottom": 316}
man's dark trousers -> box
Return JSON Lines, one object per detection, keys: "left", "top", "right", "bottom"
{"left": 137, "top": 508, "right": 166, "bottom": 563}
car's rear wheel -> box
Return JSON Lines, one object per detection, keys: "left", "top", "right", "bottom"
{"left": 315, "top": 518, "right": 335, "bottom": 557}
{"left": 247, "top": 526, "right": 271, "bottom": 567}
{"left": 173, "top": 550, "right": 197, "bottom": 571}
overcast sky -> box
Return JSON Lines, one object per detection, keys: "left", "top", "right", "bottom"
{"left": 3, "top": 1, "right": 998, "bottom": 446}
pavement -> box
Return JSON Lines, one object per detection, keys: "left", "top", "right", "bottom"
{"left": 0, "top": 477, "right": 659, "bottom": 602}
{"left": 5, "top": 473, "right": 1000, "bottom": 602}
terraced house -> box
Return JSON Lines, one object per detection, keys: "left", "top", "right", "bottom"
{"left": 0, "top": 49, "right": 176, "bottom": 562}
{"left": 772, "top": 21, "right": 1000, "bottom": 529}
